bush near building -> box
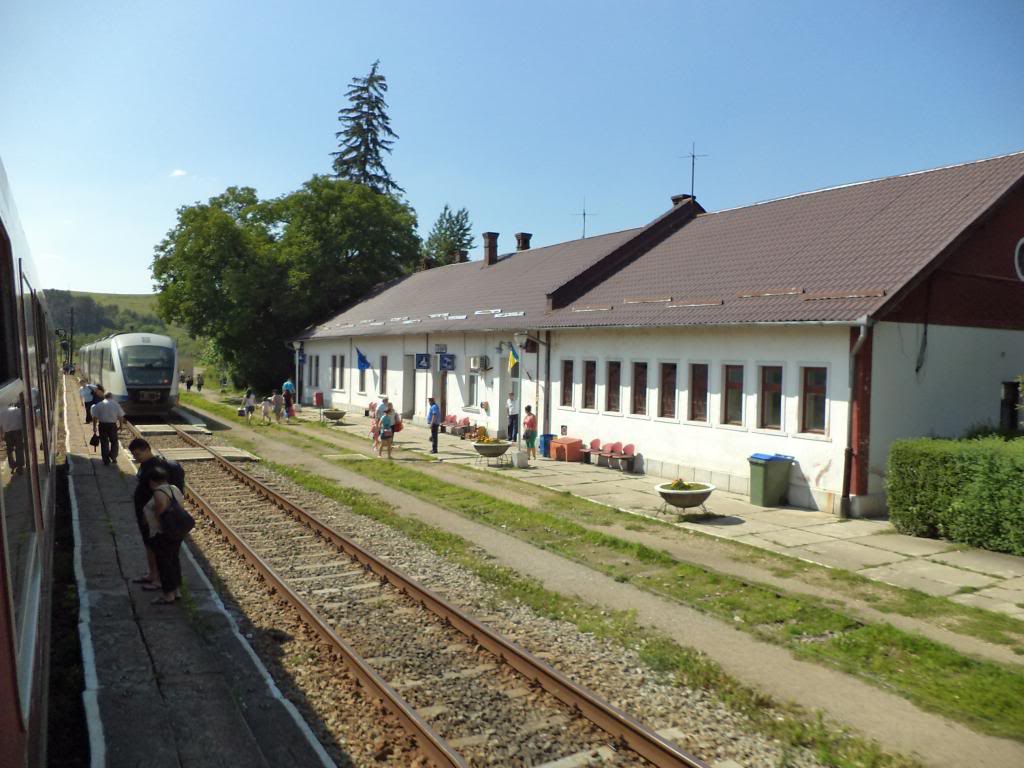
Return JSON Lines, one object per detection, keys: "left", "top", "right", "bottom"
{"left": 888, "top": 437, "right": 1024, "bottom": 555}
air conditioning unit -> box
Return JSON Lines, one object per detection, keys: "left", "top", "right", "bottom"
{"left": 468, "top": 355, "right": 489, "bottom": 372}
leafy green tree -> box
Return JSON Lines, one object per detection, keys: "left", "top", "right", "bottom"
{"left": 151, "top": 178, "right": 419, "bottom": 390}
{"left": 421, "top": 205, "right": 474, "bottom": 267}
{"left": 331, "top": 60, "right": 403, "bottom": 196}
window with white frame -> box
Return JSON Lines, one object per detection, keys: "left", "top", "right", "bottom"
{"left": 759, "top": 365, "right": 782, "bottom": 430}
{"left": 467, "top": 372, "right": 479, "bottom": 407}
{"left": 337, "top": 355, "right": 345, "bottom": 390}
{"left": 605, "top": 361, "right": 621, "bottom": 411}
{"left": 560, "top": 360, "right": 574, "bottom": 407}
{"left": 801, "top": 367, "right": 827, "bottom": 433}
{"left": 583, "top": 360, "right": 596, "bottom": 409}
{"left": 659, "top": 362, "right": 676, "bottom": 418}
{"left": 631, "top": 362, "right": 647, "bottom": 415}
{"left": 723, "top": 364, "right": 744, "bottom": 425}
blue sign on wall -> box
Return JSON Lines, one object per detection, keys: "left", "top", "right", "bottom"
{"left": 415, "top": 353, "right": 432, "bottom": 370}
{"left": 298, "top": 353, "right": 307, "bottom": 364}
{"left": 439, "top": 353, "right": 456, "bottom": 371}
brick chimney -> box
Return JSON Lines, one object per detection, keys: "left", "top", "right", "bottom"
{"left": 670, "top": 193, "right": 695, "bottom": 206}
{"left": 457, "top": 249, "right": 469, "bottom": 263}
{"left": 515, "top": 232, "right": 533, "bottom": 251}
{"left": 483, "top": 232, "right": 499, "bottom": 266}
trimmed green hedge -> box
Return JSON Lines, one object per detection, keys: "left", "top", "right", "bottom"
{"left": 888, "top": 437, "right": 1024, "bottom": 555}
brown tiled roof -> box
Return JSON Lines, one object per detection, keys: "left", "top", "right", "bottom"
{"left": 545, "top": 151, "right": 1024, "bottom": 328}
{"left": 300, "top": 227, "right": 641, "bottom": 339}
{"left": 299, "top": 151, "right": 1024, "bottom": 339}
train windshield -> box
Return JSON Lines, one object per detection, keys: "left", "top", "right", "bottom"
{"left": 120, "top": 345, "right": 175, "bottom": 386}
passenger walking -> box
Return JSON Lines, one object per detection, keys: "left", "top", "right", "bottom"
{"left": 243, "top": 388, "right": 256, "bottom": 424}
{"left": 378, "top": 404, "right": 396, "bottom": 460}
{"left": 373, "top": 396, "right": 389, "bottom": 450}
{"left": 260, "top": 396, "right": 273, "bottom": 424}
{"left": 143, "top": 466, "right": 186, "bottom": 605}
{"left": 282, "top": 388, "right": 294, "bottom": 423}
{"left": 506, "top": 393, "right": 519, "bottom": 442}
{"left": 179, "top": 370, "right": 185, "bottom": 384}
{"left": 282, "top": 377, "right": 296, "bottom": 397}
{"left": 196, "top": 372, "right": 204, "bottom": 392}
{"left": 89, "top": 384, "right": 105, "bottom": 415}
{"left": 427, "top": 396, "right": 440, "bottom": 454}
{"left": 271, "top": 390, "right": 284, "bottom": 423}
{"left": 185, "top": 375, "right": 194, "bottom": 392}
{"left": 78, "top": 379, "right": 95, "bottom": 423}
{"left": 523, "top": 405, "right": 538, "bottom": 460}
{"left": 1, "top": 402, "right": 26, "bottom": 474}
{"left": 128, "top": 438, "right": 166, "bottom": 590}
{"left": 91, "top": 392, "right": 125, "bottom": 466}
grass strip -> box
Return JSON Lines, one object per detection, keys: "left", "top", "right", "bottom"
{"left": 314, "top": 453, "right": 1024, "bottom": 741}
{"left": 263, "top": 459, "right": 918, "bottom": 768}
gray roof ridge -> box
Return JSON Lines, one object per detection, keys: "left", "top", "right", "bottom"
{"left": 706, "top": 148, "right": 1024, "bottom": 217}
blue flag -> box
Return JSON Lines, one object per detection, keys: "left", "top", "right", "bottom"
{"left": 356, "top": 348, "right": 371, "bottom": 370}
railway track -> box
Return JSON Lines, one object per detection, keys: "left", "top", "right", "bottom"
{"left": 126, "top": 422, "right": 709, "bottom": 768}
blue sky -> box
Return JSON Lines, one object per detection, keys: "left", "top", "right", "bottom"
{"left": 2, "top": 0, "right": 1022, "bottom": 294}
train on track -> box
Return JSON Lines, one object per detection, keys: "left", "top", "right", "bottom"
{"left": 79, "top": 332, "right": 179, "bottom": 416}
{"left": 0, "top": 157, "right": 61, "bottom": 767}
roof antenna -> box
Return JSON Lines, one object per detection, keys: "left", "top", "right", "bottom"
{"left": 680, "top": 142, "right": 708, "bottom": 198}
{"left": 572, "top": 197, "right": 598, "bottom": 239}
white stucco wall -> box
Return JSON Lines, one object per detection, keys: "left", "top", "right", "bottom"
{"left": 868, "top": 321, "right": 1024, "bottom": 495}
{"left": 547, "top": 326, "right": 852, "bottom": 512}
{"left": 304, "top": 324, "right": 856, "bottom": 512}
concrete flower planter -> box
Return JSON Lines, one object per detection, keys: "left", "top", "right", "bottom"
{"left": 322, "top": 409, "right": 346, "bottom": 423}
{"left": 472, "top": 442, "right": 512, "bottom": 458}
{"left": 655, "top": 482, "right": 716, "bottom": 510}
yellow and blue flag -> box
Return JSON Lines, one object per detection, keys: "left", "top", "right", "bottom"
{"left": 507, "top": 346, "right": 519, "bottom": 373}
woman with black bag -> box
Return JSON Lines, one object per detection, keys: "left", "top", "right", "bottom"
{"left": 143, "top": 466, "right": 190, "bottom": 605}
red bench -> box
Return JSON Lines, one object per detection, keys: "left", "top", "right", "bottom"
{"left": 610, "top": 443, "right": 637, "bottom": 473}
{"left": 580, "top": 439, "right": 601, "bottom": 464}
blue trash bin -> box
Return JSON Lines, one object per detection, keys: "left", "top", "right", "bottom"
{"left": 538, "top": 433, "right": 555, "bottom": 458}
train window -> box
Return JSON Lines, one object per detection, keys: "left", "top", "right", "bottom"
{"left": 121, "top": 345, "right": 174, "bottom": 386}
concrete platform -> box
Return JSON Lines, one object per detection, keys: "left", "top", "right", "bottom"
{"left": 133, "top": 422, "right": 213, "bottom": 436}
{"left": 64, "top": 382, "right": 331, "bottom": 767}
{"left": 160, "top": 446, "right": 260, "bottom": 462}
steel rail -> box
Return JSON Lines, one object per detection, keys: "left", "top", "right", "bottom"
{"left": 122, "top": 423, "right": 466, "bottom": 768}
{"left": 168, "top": 424, "right": 710, "bottom": 768}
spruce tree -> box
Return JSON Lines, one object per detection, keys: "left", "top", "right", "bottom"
{"left": 421, "top": 205, "right": 474, "bottom": 267}
{"left": 332, "top": 60, "right": 403, "bottom": 195}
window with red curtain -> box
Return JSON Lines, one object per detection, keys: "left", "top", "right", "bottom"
{"left": 689, "top": 363, "right": 708, "bottom": 421}
{"left": 659, "top": 363, "right": 677, "bottom": 418}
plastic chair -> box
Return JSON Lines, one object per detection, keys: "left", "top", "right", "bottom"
{"left": 581, "top": 438, "right": 601, "bottom": 464}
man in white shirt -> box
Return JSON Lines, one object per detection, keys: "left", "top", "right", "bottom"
{"left": 78, "top": 380, "right": 95, "bottom": 424}
{"left": 506, "top": 394, "right": 518, "bottom": 442}
{"left": 91, "top": 393, "right": 125, "bottom": 466}
{"left": 0, "top": 402, "right": 25, "bottom": 473}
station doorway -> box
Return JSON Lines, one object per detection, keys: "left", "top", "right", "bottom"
{"left": 402, "top": 355, "right": 416, "bottom": 418}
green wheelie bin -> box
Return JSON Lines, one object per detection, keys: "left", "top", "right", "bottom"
{"left": 748, "top": 453, "right": 794, "bottom": 507}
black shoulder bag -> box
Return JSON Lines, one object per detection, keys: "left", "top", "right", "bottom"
{"left": 159, "top": 487, "right": 195, "bottom": 542}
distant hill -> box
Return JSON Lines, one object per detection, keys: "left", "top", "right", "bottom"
{"left": 43, "top": 290, "right": 202, "bottom": 372}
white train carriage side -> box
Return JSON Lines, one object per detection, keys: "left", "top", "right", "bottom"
{"left": 78, "top": 332, "right": 179, "bottom": 415}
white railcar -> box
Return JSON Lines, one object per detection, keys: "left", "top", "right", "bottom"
{"left": 78, "top": 332, "right": 179, "bottom": 416}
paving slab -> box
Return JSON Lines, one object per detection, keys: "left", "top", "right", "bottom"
{"left": 730, "top": 534, "right": 793, "bottom": 555}
{"left": 848, "top": 533, "right": 955, "bottom": 557}
{"left": 860, "top": 559, "right": 997, "bottom": 597}
{"left": 950, "top": 591, "right": 1024, "bottom": 618}
{"left": 737, "top": 508, "right": 835, "bottom": 529}
{"left": 789, "top": 539, "right": 905, "bottom": 570}
{"left": 800, "top": 520, "right": 893, "bottom": 539}
{"left": 927, "top": 549, "right": 1024, "bottom": 579}
{"left": 754, "top": 527, "right": 838, "bottom": 548}
{"left": 681, "top": 517, "right": 789, "bottom": 539}
{"left": 973, "top": 585, "right": 1024, "bottom": 605}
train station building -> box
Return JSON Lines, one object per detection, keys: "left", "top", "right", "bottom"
{"left": 294, "top": 151, "right": 1024, "bottom": 516}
